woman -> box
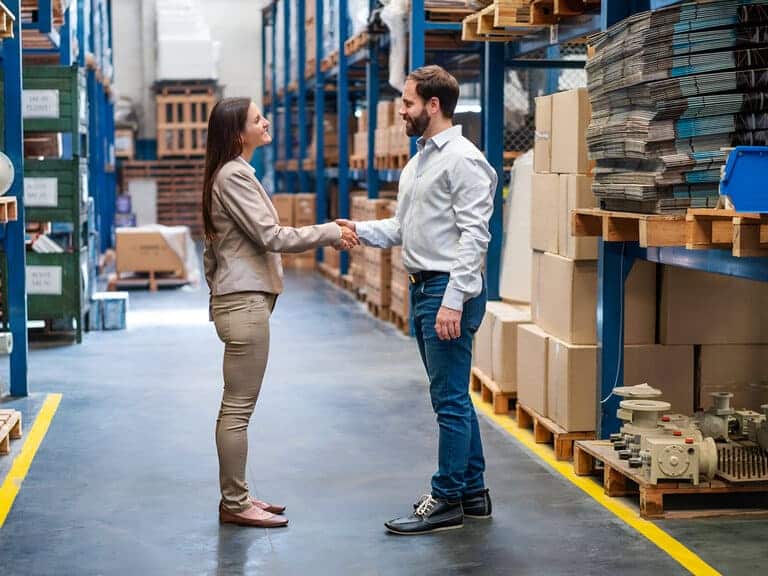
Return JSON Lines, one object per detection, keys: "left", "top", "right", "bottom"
{"left": 203, "top": 98, "right": 358, "bottom": 528}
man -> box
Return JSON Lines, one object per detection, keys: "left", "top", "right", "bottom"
{"left": 337, "top": 65, "right": 498, "bottom": 535}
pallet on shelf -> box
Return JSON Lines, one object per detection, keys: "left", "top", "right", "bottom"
{"left": 470, "top": 366, "right": 515, "bottom": 415}
{"left": 461, "top": 1, "right": 544, "bottom": 42}
{"left": 516, "top": 403, "right": 594, "bottom": 461}
{"left": 367, "top": 300, "right": 389, "bottom": 321}
{"left": 0, "top": 409, "right": 22, "bottom": 455}
{"left": 572, "top": 208, "right": 687, "bottom": 247}
{"left": 320, "top": 51, "right": 339, "bottom": 73}
{"left": 349, "top": 155, "right": 367, "bottom": 170}
{"left": 344, "top": 31, "right": 370, "bottom": 56}
{"left": 426, "top": 4, "right": 477, "bottom": 22}
{"left": 574, "top": 440, "right": 768, "bottom": 519}
{"left": 155, "top": 83, "right": 217, "bottom": 158}
{"left": 686, "top": 209, "right": 768, "bottom": 257}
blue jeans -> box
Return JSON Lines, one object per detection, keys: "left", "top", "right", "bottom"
{"left": 410, "top": 273, "right": 487, "bottom": 502}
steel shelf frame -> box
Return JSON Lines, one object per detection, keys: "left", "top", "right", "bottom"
{"left": 0, "top": 0, "right": 29, "bottom": 397}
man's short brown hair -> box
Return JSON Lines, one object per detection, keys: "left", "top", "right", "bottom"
{"left": 406, "top": 65, "right": 460, "bottom": 119}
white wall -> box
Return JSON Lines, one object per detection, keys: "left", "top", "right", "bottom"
{"left": 112, "top": 0, "right": 263, "bottom": 139}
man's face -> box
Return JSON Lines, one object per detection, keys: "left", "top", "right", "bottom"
{"left": 400, "top": 79, "right": 431, "bottom": 138}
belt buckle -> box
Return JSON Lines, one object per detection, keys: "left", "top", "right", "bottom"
{"left": 408, "top": 274, "right": 417, "bottom": 285}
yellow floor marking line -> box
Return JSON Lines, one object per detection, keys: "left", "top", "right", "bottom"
{"left": 0, "top": 393, "right": 62, "bottom": 527}
{"left": 471, "top": 391, "right": 720, "bottom": 576}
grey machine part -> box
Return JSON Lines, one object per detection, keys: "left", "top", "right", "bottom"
{"left": 758, "top": 405, "right": 768, "bottom": 453}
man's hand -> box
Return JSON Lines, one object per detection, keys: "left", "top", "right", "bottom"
{"left": 335, "top": 219, "right": 356, "bottom": 233}
{"left": 335, "top": 224, "right": 360, "bottom": 250}
{"left": 435, "top": 306, "right": 462, "bottom": 341}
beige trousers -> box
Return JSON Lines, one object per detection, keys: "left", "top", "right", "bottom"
{"left": 212, "top": 291, "right": 276, "bottom": 512}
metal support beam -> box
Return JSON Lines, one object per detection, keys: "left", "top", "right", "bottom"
{"left": 505, "top": 58, "right": 585, "bottom": 69}
{"left": 270, "top": 2, "right": 279, "bottom": 192}
{"left": 282, "top": 0, "right": 293, "bottom": 193}
{"left": 2, "top": 0, "right": 29, "bottom": 396}
{"left": 297, "top": 0, "right": 309, "bottom": 193}
{"left": 545, "top": 44, "right": 560, "bottom": 95}
{"left": 314, "top": 0, "right": 326, "bottom": 237}
{"left": 483, "top": 42, "right": 504, "bottom": 301}
{"left": 409, "top": 0, "right": 425, "bottom": 157}
{"left": 365, "top": 21, "right": 379, "bottom": 199}
{"left": 337, "top": 0, "right": 350, "bottom": 274}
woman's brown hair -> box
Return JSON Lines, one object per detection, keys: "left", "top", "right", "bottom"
{"left": 202, "top": 97, "right": 252, "bottom": 240}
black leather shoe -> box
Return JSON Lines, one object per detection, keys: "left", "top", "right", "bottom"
{"left": 462, "top": 489, "right": 492, "bottom": 519}
{"left": 385, "top": 494, "right": 463, "bottom": 535}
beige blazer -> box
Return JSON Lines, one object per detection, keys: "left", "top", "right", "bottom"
{"left": 203, "top": 158, "right": 340, "bottom": 297}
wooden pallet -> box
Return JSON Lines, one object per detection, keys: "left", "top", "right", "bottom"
{"left": 344, "top": 31, "right": 370, "bottom": 56}
{"left": 573, "top": 207, "right": 768, "bottom": 258}
{"left": 388, "top": 310, "right": 411, "bottom": 336}
{"left": 367, "top": 301, "right": 389, "bottom": 321}
{"left": 516, "top": 403, "right": 594, "bottom": 461}
{"left": 426, "top": 5, "right": 476, "bottom": 22}
{"left": 320, "top": 51, "right": 339, "bottom": 72}
{"left": 574, "top": 440, "right": 768, "bottom": 519}
{"left": 470, "top": 366, "right": 515, "bottom": 414}
{"left": 108, "top": 272, "right": 188, "bottom": 292}
{"left": 461, "top": 1, "right": 543, "bottom": 42}
{"left": 0, "top": 410, "right": 23, "bottom": 455}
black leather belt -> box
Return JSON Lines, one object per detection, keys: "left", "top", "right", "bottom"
{"left": 408, "top": 271, "right": 448, "bottom": 285}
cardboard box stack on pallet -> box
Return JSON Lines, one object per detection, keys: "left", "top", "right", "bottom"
{"left": 374, "top": 100, "right": 394, "bottom": 169}
{"left": 351, "top": 110, "right": 368, "bottom": 168}
{"left": 362, "top": 199, "right": 395, "bottom": 316}
{"left": 305, "top": 1, "right": 316, "bottom": 77}
{"left": 308, "top": 114, "right": 340, "bottom": 167}
{"left": 390, "top": 240, "right": 410, "bottom": 332}
{"left": 270, "top": 193, "right": 318, "bottom": 269}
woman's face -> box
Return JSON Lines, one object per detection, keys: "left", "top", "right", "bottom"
{"left": 241, "top": 101, "right": 271, "bottom": 150}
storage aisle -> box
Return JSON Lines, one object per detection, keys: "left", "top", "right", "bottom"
{"left": 0, "top": 272, "right": 758, "bottom": 575}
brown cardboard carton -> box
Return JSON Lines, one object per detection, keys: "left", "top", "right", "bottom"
{"left": 547, "top": 337, "right": 597, "bottom": 432}
{"left": 115, "top": 228, "right": 186, "bottom": 275}
{"left": 551, "top": 88, "right": 592, "bottom": 175}
{"left": 517, "top": 324, "right": 550, "bottom": 416}
{"left": 534, "top": 95, "right": 552, "bottom": 173}
{"left": 698, "top": 345, "right": 768, "bottom": 411}
{"left": 473, "top": 305, "right": 496, "bottom": 378}
{"left": 500, "top": 151, "right": 533, "bottom": 303}
{"left": 531, "top": 173, "right": 560, "bottom": 253}
{"left": 623, "top": 345, "right": 694, "bottom": 415}
{"left": 558, "top": 174, "right": 598, "bottom": 260}
{"left": 377, "top": 100, "right": 395, "bottom": 129}
{"left": 532, "top": 253, "right": 656, "bottom": 346}
{"left": 294, "top": 194, "right": 317, "bottom": 227}
{"left": 271, "top": 194, "right": 295, "bottom": 226}
{"left": 660, "top": 266, "right": 768, "bottom": 345}
{"left": 490, "top": 304, "right": 532, "bottom": 392}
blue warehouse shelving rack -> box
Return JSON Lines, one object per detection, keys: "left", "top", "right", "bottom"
{"left": 0, "top": 0, "right": 115, "bottom": 396}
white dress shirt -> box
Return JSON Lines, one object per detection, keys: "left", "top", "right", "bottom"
{"left": 356, "top": 125, "right": 497, "bottom": 311}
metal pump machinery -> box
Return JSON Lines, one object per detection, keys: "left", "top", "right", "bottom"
{"left": 609, "top": 384, "right": 717, "bottom": 485}
{"left": 696, "top": 392, "right": 767, "bottom": 443}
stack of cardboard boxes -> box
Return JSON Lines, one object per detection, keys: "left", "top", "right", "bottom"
{"left": 352, "top": 110, "right": 368, "bottom": 166}
{"left": 348, "top": 194, "right": 369, "bottom": 288}
{"left": 362, "top": 199, "right": 395, "bottom": 308}
{"left": 308, "top": 114, "right": 340, "bottom": 166}
{"left": 305, "top": 1, "right": 316, "bottom": 77}
{"left": 270, "top": 193, "right": 318, "bottom": 269}
{"left": 390, "top": 243, "right": 410, "bottom": 324}
{"left": 375, "top": 101, "right": 395, "bottom": 167}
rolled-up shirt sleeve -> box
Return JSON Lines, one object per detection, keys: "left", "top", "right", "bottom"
{"left": 442, "top": 156, "right": 497, "bottom": 311}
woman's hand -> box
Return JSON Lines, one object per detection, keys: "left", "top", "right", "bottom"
{"left": 335, "top": 224, "right": 360, "bottom": 251}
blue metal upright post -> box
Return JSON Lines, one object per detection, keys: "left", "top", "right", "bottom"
{"left": 2, "top": 0, "right": 29, "bottom": 396}
{"left": 314, "top": 0, "right": 325, "bottom": 229}
{"left": 282, "top": 0, "right": 293, "bottom": 193}
{"left": 337, "top": 0, "right": 350, "bottom": 273}
{"left": 270, "top": 2, "right": 279, "bottom": 192}
{"left": 365, "top": 7, "right": 379, "bottom": 199}
{"left": 483, "top": 42, "right": 504, "bottom": 301}
{"left": 409, "top": 0, "right": 425, "bottom": 157}
{"left": 297, "top": 0, "right": 309, "bottom": 193}
{"left": 545, "top": 44, "right": 560, "bottom": 94}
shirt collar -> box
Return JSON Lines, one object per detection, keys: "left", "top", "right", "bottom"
{"left": 417, "top": 125, "right": 462, "bottom": 152}
{"left": 236, "top": 156, "right": 256, "bottom": 173}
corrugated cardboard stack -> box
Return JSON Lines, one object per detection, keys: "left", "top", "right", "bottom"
{"left": 271, "top": 193, "right": 318, "bottom": 269}
{"left": 375, "top": 101, "right": 395, "bottom": 166}
{"left": 388, "top": 100, "right": 408, "bottom": 160}
{"left": 352, "top": 110, "right": 368, "bottom": 164}
{"left": 308, "top": 114, "right": 340, "bottom": 166}
{"left": 349, "top": 193, "right": 369, "bottom": 289}
{"left": 388, "top": 200, "right": 410, "bottom": 323}
{"left": 510, "top": 88, "right": 696, "bottom": 432}
{"left": 363, "top": 199, "right": 395, "bottom": 308}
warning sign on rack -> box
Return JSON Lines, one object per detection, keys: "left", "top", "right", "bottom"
{"left": 22, "top": 90, "right": 60, "bottom": 119}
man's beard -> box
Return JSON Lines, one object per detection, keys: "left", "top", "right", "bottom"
{"left": 405, "top": 109, "right": 430, "bottom": 137}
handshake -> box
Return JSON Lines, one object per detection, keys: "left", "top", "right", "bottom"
{"left": 334, "top": 219, "right": 359, "bottom": 251}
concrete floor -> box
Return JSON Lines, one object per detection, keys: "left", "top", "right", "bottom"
{"left": 0, "top": 270, "right": 766, "bottom": 575}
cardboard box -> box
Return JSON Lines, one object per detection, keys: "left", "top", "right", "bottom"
{"left": 377, "top": 100, "right": 395, "bottom": 129}
{"left": 474, "top": 302, "right": 501, "bottom": 379}
{"left": 294, "top": 194, "right": 317, "bottom": 227}
{"left": 551, "top": 88, "right": 591, "bottom": 175}
{"left": 271, "top": 194, "right": 294, "bottom": 225}
{"left": 500, "top": 151, "right": 533, "bottom": 303}
{"left": 517, "top": 324, "right": 550, "bottom": 416}
{"left": 559, "top": 174, "right": 597, "bottom": 260}
{"left": 532, "top": 252, "right": 656, "bottom": 345}
{"left": 624, "top": 345, "right": 694, "bottom": 415}
{"left": 698, "top": 345, "right": 768, "bottom": 411}
{"left": 660, "top": 266, "right": 768, "bottom": 345}
{"left": 530, "top": 173, "right": 560, "bottom": 253}
{"left": 115, "top": 228, "right": 186, "bottom": 275}
{"left": 547, "top": 337, "right": 597, "bottom": 432}
{"left": 491, "top": 304, "right": 532, "bottom": 392}
{"left": 534, "top": 95, "right": 552, "bottom": 174}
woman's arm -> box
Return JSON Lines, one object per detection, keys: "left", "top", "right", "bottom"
{"left": 220, "top": 170, "right": 342, "bottom": 253}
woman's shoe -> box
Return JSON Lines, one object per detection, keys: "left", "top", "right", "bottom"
{"left": 250, "top": 497, "right": 286, "bottom": 515}
{"left": 219, "top": 503, "right": 289, "bottom": 528}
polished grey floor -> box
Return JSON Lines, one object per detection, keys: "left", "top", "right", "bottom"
{"left": 0, "top": 269, "right": 764, "bottom": 575}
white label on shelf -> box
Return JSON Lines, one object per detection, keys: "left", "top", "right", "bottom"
{"left": 24, "top": 178, "right": 59, "bottom": 207}
{"left": 27, "top": 266, "right": 63, "bottom": 295}
{"left": 22, "top": 90, "right": 60, "bottom": 119}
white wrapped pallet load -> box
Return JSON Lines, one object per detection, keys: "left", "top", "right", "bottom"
{"left": 289, "top": 0, "right": 298, "bottom": 86}
{"left": 381, "top": 0, "right": 408, "bottom": 91}
{"left": 155, "top": 0, "right": 219, "bottom": 81}
{"left": 275, "top": 0, "right": 286, "bottom": 89}
{"left": 323, "top": 0, "right": 337, "bottom": 59}
{"left": 349, "top": 0, "right": 369, "bottom": 37}
{"left": 500, "top": 150, "right": 533, "bottom": 303}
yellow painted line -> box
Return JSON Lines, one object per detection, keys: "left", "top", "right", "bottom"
{"left": 471, "top": 391, "right": 720, "bottom": 576}
{"left": 0, "top": 393, "right": 62, "bottom": 527}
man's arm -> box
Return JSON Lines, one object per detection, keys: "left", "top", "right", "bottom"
{"left": 338, "top": 213, "right": 402, "bottom": 249}
{"left": 443, "top": 156, "right": 496, "bottom": 311}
